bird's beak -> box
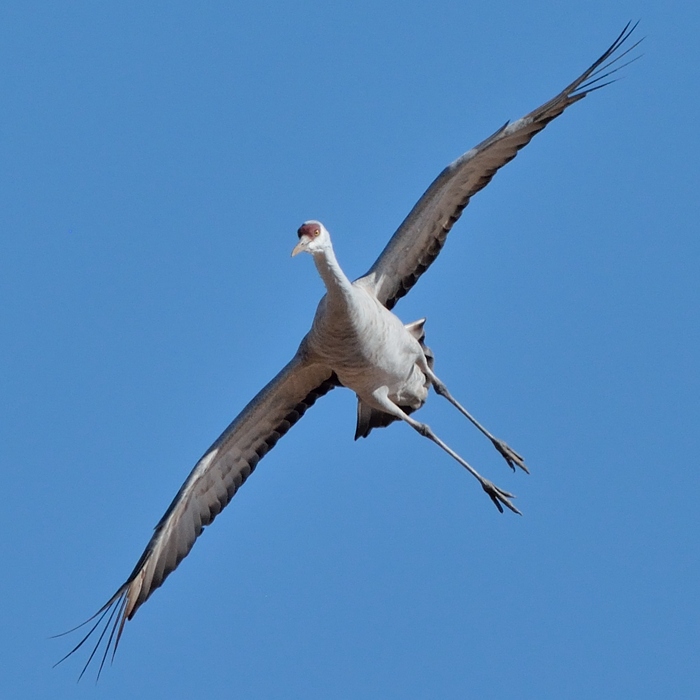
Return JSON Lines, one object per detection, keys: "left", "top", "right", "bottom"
{"left": 291, "top": 239, "right": 307, "bottom": 257}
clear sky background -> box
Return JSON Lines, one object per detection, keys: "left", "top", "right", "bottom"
{"left": 1, "top": 2, "right": 698, "bottom": 698}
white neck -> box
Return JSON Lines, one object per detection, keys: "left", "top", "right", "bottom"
{"left": 312, "top": 244, "right": 353, "bottom": 301}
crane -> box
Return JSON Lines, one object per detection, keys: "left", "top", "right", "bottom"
{"left": 57, "top": 23, "right": 640, "bottom": 678}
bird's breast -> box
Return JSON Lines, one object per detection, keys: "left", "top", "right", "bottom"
{"left": 304, "top": 287, "right": 428, "bottom": 404}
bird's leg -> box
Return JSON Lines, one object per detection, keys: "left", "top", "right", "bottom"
{"left": 368, "top": 388, "right": 521, "bottom": 515}
{"left": 423, "top": 366, "right": 528, "bottom": 474}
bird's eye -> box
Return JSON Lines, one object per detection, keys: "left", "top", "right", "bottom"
{"left": 314, "top": 229, "right": 320, "bottom": 237}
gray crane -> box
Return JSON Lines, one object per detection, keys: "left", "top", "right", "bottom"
{"left": 58, "top": 23, "right": 639, "bottom": 678}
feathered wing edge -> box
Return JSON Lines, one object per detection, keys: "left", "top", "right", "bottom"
{"left": 55, "top": 354, "right": 339, "bottom": 680}
{"left": 357, "top": 22, "right": 641, "bottom": 310}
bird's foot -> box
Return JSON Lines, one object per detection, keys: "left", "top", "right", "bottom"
{"left": 480, "top": 479, "right": 521, "bottom": 515}
{"left": 492, "top": 438, "right": 529, "bottom": 474}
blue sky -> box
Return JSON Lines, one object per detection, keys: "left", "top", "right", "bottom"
{"left": 2, "top": 1, "right": 698, "bottom": 698}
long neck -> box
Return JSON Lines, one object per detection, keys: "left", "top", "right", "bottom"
{"left": 312, "top": 244, "right": 354, "bottom": 302}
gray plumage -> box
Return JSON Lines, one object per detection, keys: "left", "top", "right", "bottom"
{"left": 57, "top": 23, "right": 640, "bottom": 679}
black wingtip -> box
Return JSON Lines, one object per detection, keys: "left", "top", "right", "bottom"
{"left": 53, "top": 588, "right": 129, "bottom": 683}
{"left": 570, "top": 21, "right": 643, "bottom": 99}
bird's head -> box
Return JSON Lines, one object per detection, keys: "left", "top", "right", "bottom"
{"left": 292, "top": 220, "right": 331, "bottom": 257}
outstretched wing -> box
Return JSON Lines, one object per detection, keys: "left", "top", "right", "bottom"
{"left": 58, "top": 352, "right": 338, "bottom": 679}
{"left": 356, "top": 23, "right": 640, "bottom": 310}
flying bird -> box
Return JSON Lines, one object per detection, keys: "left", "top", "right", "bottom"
{"left": 58, "top": 23, "right": 640, "bottom": 678}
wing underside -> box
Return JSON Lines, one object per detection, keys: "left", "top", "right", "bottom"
{"left": 356, "top": 23, "right": 640, "bottom": 310}
{"left": 58, "top": 353, "right": 338, "bottom": 678}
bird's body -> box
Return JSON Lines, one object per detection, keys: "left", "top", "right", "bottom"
{"left": 57, "top": 24, "right": 641, "bottom": 679}
{"left": 301, "top": 247, "right": 429, "bottom": 413}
